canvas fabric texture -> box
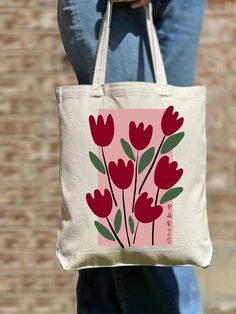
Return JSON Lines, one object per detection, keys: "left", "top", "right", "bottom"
{"left": 55, "top": 1, "right": 213, "bottom": 271}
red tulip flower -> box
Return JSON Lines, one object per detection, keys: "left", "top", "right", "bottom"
{"left": 154, "top": 156, "right": 183, "bottom": 190}
{"left": 86, "top": 188, "right": 113, "bottom": 218}
{"left": 134, "top": 192, "right": 163, "bottom": 223}
{"left": 108, "top": 159, "right": 134, "bottom": 190}
{"left": 129, "top": 121, "right": 153, "bottom": 150}
{"left": 161, "top": 106, "right": 184, "bottom": 136}
{"left": 89, "top": 114, "right": 114, "bottom": 147}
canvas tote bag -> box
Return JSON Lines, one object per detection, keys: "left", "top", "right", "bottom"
{"left": 55, "top": 1, "right": 213, "bottom": 270}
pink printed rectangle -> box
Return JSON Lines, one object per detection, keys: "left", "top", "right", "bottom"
{"left": 97, "top": 109, "right": 174, "bottom": 247}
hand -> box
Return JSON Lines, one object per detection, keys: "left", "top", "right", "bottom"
{"left": 110, "top": 0, "right": 149, "bottom": 9}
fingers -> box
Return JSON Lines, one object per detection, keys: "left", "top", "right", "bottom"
{"left": 131, "top": 0, "right": 149, "bottom": 9}
{"left": 109, "top": 0, "right": 149, "bottom": 8}
{"left": 109, "top": 0, "right": 129, "bottom": 2}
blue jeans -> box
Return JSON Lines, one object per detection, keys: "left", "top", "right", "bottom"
{"left": 57, "top": 0, "right": 206, "bottom": 313}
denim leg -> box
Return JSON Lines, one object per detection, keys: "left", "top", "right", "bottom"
{"left": 77, "top": 265, "right": 203, "bottom": 314}
{"left": 154, "top": 0, "right": 207, "bottom": 86}
{"left": 58, "top": 0, "right": 206, "bottom": 313}
{"left": 76, "top": 268, "right": 122, "bottom": 314}
{"left": 57, "top": 0, "right": 157, "bottom": 83}
{"left": 112, "top": 266, "right": 203, "bottom": 314}
{"left": 57, "top": 0, "right": 205, "bottom": 85}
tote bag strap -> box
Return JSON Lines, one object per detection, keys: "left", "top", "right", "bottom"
{"left": 92, "top": 1, "right": 167, "bottom": 86}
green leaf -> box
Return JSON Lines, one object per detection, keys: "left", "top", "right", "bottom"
{"left": 160, "top": 187, "right": 183, "bottom": 204}
{"left": 94, "top": 221, "right": 115, "bottom": 241}
{"left": 114, "top": 209, "right": 122, "bottom": 233}
{"left": 89, "top": 151, "right": 106, "bottom": 174}
{"left": 120, "top": 138, "right": 136, "bottom": 161}
{"left": 138, "top": 147, "right": 155, "bottom": 174}
{"left": 161, "top": 132, "right": 185, "bottom": 154}
{"left": 129, "top": 216, "right": 135, "bottom": 234}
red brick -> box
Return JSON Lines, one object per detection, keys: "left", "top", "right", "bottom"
{"left": 0, "top": 55, "right": 70, "bottom": 73}
{"left": 0, "top": 207, "right": 59, "bottom": 226}
{"left": 0, "top": 138, "right": 59, "bottom": 162}
{"left": 0, "top": 295, "right": 76, "bottom": 313}
{"left": 201, "top": 16, "right": 236, "bottom": 44}
{"left": 0, "top": 161, "right": 59, "bottom": 181}
{"left": 0, "top": 97, "right": 58, "bottom": 114}
{"left": 207, "top": 193, "right": 236, "bottom": 215}
{"left": 0, "top": 273, "right": 76, "bottom": 292}
{"left": 0, "top": 227, "right": 58, "bottom": 248}
{"left": 0, "top": 251, "right": 59, "bottom": 269}
{"left": 206, "top": 0, "right": 236, "bottom": 15}
{"left": 0, "top": 181, "right": 61, "bottom": 203}
{"left": 207, "top": 160, "right": 234, "bottom": 192}
{"left": 0, "top": 74, "right": 75, "bottom": 95}
{"left": 0, "top": 115, "right": 58, "bottom": 136}
{"left": 0, "top": 0, "right": 56, "bottom": 7}
{"left": 0, "top": 33, "right": 64, "bottom": 51}
{"left": 0, "top": 10, "right": 57, "bottom": 30}
{"left": 209, "top": 219, "right": 236, "bottom": 245}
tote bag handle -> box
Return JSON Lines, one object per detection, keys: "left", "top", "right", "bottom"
{"left": 92, "top": 1, "right": 167, "bottom": 86}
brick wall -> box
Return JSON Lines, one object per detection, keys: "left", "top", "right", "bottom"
{"left": 195, "top": 1, "right": 236, "bottom": 312}
{"left": 0, "top": 0, "right": 235, "bottom": 313}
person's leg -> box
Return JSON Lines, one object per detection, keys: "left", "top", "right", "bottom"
{"left": 76, "top": 267, "right": 122, "bottom": 314}
{"left": 77, "top": 265, "right": 203, "bottom": 314}
{"left": 111, "top": 265, "right": 203, "bottom": 314}
{"left": 57, "top": 0, "right": 157, "bottom": 83}
{"left": 57, "top": 0, "right": 206, "bottom": 313}
{"left": 154, "top": 0, "right": 207, "bottom": 86}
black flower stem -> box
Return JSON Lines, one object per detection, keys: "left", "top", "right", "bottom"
{"left": 122, "top": 189, "right": 131, "bottom": 247}
{"left": 138, "top": 135, "right": 166, "bottom": 195}
{"left": 101, "top": 147, "right": 117, "bottom": 207}
{"left": 132, "top": 151, "right": 139, "bottom": 213}
{"left": 152, "top": 187, "right": 160, "bottom": 246}
{"left": 106, "top": 217, "right": 124, "bottom": 249}
{"left": 133, "top": 221, "right": 140, "bottom": 245}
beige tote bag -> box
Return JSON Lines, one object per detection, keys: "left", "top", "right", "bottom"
{"left": 55, "top": 1, "right": 213, "bottom": 270}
